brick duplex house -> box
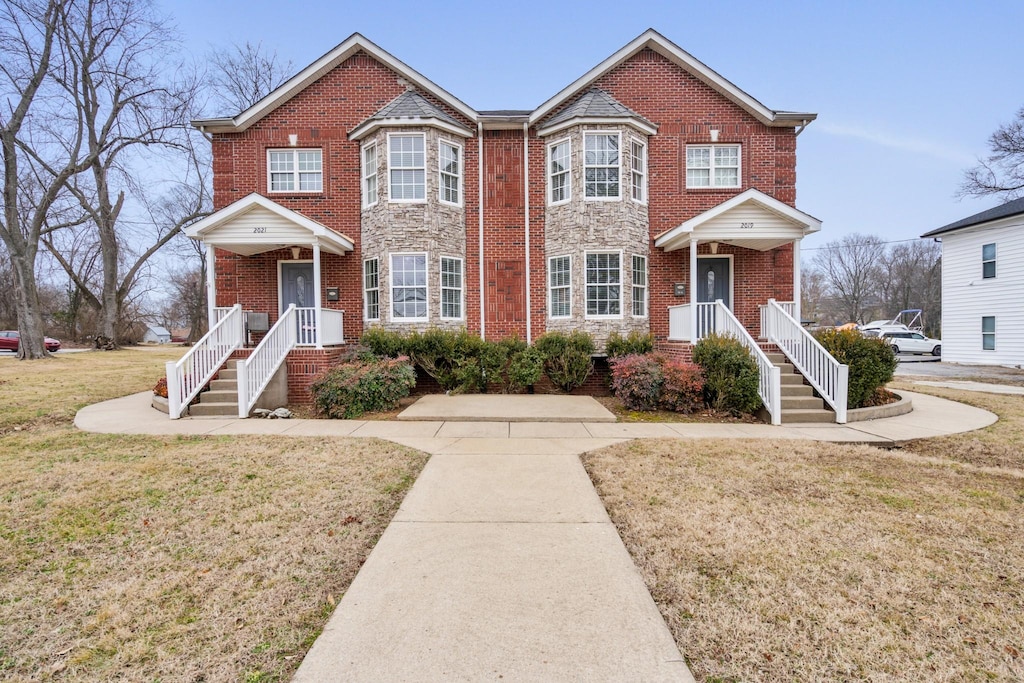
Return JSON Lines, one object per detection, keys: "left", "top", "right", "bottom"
{"left": 172, "top": 29, "right": 842, "bottom": 423}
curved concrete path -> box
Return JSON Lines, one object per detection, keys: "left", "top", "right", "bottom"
{"left": 72, "top": 390, "right": 998, "bottom": 681}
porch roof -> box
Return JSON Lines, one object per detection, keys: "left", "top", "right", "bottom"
{"left": 185, "top": 194, "right": 354, "bottom": 256}
{"left": 654, "top": 188, "right": 821, "bottom": 252}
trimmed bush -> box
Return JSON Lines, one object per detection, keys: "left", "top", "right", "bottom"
{"left": 609, "top": 354, "right": 663, "bottom": 410}
{"left": 310, "top": 356, "right": 416, "bottom": 419}
{"left": 605, "top": 330, "right": 654, "bottom": 358}
{"left": 814, "top": 328, "right": 897, "bottom": 408}
{"left": 506, "top": 346, "right": 544, "bottom": 393}
{"left": 361, "top": 327, "right": 406, "bottom": 358}
{"left": 534, "top": 330, "right": 595, "bottom": 393}
{"left": 692, "top": 334, "right": 762, "bottom": 415}
{"left": 659, "top": 358, "right": 705, "bottom": 413}
{"left": 452, "top": 338, "right": 506, "bottom": 393}
{"left": 405, "top": 328, "right": 484, "bottom": 392}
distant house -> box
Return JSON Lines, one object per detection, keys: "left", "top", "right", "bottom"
{"left": 922, "top": 197, "right": 1024, "bottom": 366}
{"left": 142, "top": 325, "right": 172, "bottom": 344}
{"left": 170, "top": 328, "right": 191, "bottom": 344}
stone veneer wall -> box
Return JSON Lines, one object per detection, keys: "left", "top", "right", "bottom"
{"left": 543, "top": 124, "right": 650, "bottom": 350}
{"left": 360, "top": 127, "right": 468, "bottom": 331}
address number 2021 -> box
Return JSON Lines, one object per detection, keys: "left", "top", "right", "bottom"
{"left": 253, "top": 227, "right": 267, "bottom": 233}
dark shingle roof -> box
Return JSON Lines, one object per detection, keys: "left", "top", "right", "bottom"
{"left": 922, "top": 196, "right": 1024, "bottom": 237}
{"left": 541, "top": 88, "right": 654, "bottom": 129}
{"left": 479, "top": 109, "right": 531, "bottom": 117}
{"left": 368, "top": 90, "right": 464, "bottom": 127}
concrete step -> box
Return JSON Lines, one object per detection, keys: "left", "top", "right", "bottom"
{"left": 773, "top": 362, "right": 795, "bottom": 375}
{"left": 190, "top": 401, "right": 239, "bottom": 417}
{"left": 209, "top": 378, "right": 238, "bottom": 391}
{"left": 766, "top": 353, "right": 786, "bottom": 364}
{"left": 780, "top": 408, "right": 836, "bottom": 424}
{"left": 201, "top": 389, "right": 238, "bottom": 403}
{"left": 780, "top": 373, "right": 806, "bottom": 386}
{"left": 781, "top": 395, "right": 825, "bottom": 410}
{"left": 780, "top": 383, "right": 814, "bottom": 397}
{"left": 218, "top": 368, "right": 237, "bottom": 381}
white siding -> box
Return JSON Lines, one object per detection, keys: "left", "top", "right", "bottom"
{"left": 696, "top": 204, "right": 805, "bottom": 242}
{"left": 210, "top": 206, "right": 311, "bottom": 243}
{"left": 940, "top": 216, "right": 1024, "bottom": 366}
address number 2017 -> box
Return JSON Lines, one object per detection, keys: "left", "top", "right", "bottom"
{"left": 740, "top": 222, "right": 754, "bottom": 229}
{"left": 253, "top": 227, "right": 267, "bottom": 233}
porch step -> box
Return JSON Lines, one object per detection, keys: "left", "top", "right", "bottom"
{"left": 780, "top": 383, "right": 814, "bottom": 397}
{"left": 768, "top": 352, "right": 837, "bottom": 424}
{"left": 209, "top": 378, "right": 237, "bottom": 391}
{"left": 781, "top": 395, "right": 825, "bottom": 410}
{"left": 780, "top": 408, "right": 836, "bottom": 424}
{"left": 189, "top": 401, "right": 239, "bottom": 417}
{"left": 189, "top": 360, "right": 240, "bottom": 417}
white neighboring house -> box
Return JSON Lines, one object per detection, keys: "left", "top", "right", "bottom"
{"left": 922, "top": 197, "right": 1024, "bottom": 367}
{"left": 142, "top": 325, "right": 172, "bottom": 344}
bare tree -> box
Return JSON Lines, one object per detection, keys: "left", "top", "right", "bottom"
{"left": 878, "top": 240, "right": 942, "bottom": 333}
{"left": 813, "top": 233, "right": 885, "bottom": 324}
{"left": 799, "top": 266, "right": 828, "bottom": 325}
{"left": 209, "top": 41, "right": 293, "bottom": 113}
{"left": 960, "top": 106, "right": 1024, "bottom": 200}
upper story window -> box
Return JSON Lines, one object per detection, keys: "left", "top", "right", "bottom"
{"left": 631, "top": 140, "right": 646, "bottom": 203}
{"left": 439, "top": 140, "right": 462, "bottom": 206}
{"left": 584, "top": 132, "right": 620, "bottom": 199}
{"left": 390, "top": 252, "right": 428, "bottom": 321}
{"left": 548, "top": 255, "right": 571, "bottom": 318}
{"left": 982, "top": 243, "right": 996, "bottom": 279}
{"left": 686, "top": 144, "right": 740, "bottom": 189}
{"left": 361, "top": 141, "right": 378, "bottom": 209}
{"left": 388, "top": 134, "right": 426, "bottom": 201}
{"left": 548, "top": 138, "right": 571, "bottom": 205}
{"left": 586, "top": 251, "right": 621, "bottom": 317}
{"left": 268, "top": 149, "right": 322, "bottom": 193}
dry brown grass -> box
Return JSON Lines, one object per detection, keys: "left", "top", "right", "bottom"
{"left": 583, "top": 438, "right": 1024, "bottom": 682}
{"left": 0, "top": 350, "right": 427, "bottom": 682}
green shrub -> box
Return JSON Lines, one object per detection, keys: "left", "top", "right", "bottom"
{"left": 609, "top": 354, "right": 663, "bottom": 410}
{"left": 692, "top": 333, "right": 762, "bottom": 415}
{"left": 506, "top": 347, "right": 544, "bottom": 392}
{"left": 361, "top": 327, "right": 406, "bottom": 358}
{"left": 659, "top": 358, "right": 705, "bottom": 413}
{"left": 814, "top": 328, "right": 897, "bottom": 408}
{"left": 534, "top": 330, "right": 595, "bottom": 393}
{"left": 605, "top": 330, "right": 654, "bottom": 358}
{"left": 404, "top": 328, "right": 485, "bottom": 392}
{"left": 309, "top": 356, "right": 416, "bottom": 419}
{"left": 452, "top": 338, "right": 506, "bottom": 393}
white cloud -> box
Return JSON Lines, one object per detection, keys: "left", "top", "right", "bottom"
{"left": 816, "top": 122, "right": 976, "bottom": 166}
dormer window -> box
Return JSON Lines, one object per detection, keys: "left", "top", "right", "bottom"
{"left": 584, "top": 132, "right": 620, "bottom": 199}
{"left": 268, "top": 149, "right": 322, "bottom": 193}
{"left": 388, "top": 133, "right": 426, "bottom": 201}
{"left": 686, "top": 144, "right": 740, "bottom": 189}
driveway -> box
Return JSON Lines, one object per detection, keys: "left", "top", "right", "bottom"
{"left": 895, "top": 359, "right": 1024, "bottom": 384}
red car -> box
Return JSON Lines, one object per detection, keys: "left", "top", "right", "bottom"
{"left": 0, "top": 330, "right": 62, "bottom": 352}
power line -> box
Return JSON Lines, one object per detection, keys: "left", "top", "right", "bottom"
{"left": 802, "top": 237, "right": 932, "bottom": 252}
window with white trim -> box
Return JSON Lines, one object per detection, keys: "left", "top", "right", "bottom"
{"left": 268, "top": 149, "right": 322, "bottom": 192}
{"left": 632, "top": 254, "right": 647, "bottom": 317}
{"left": 584, "top": 133, "right": 620, "bottom": 198}
{"left": 363, "top": 258, "right": 379, "bottom": 320}
{"left": 686, "top": 144, "right": 740, "bottom": 188}
{"left": 586, "top": 252, "right": 621, "bottom": 317}
{"left": 361, "top": 142, "right": 378, "bottom": 208}
{"left": 388, "top": 134, "right": 426, "bottom": 201}
{"left": 548, "top": 138, "right": 571, "bottom": 204}
{"left": 440, "top": 257, "right": 463, "bottom": 319}
{"left": 548, "top": 255, "right": 571, "bottom": 318}
{"left": 439, "top": 140, "right": 462, "bottom": 205}
{"left": 631, "top": 140, "right": 646, "bottom": 203}
{"left": 983, "top": 316, "right": 996, "bottom": 350}
{"left": 390, "top": 253, "right": 428, "bottom": 320}
{"left": 982, "top": 243, "right": 996, "bottom": 279}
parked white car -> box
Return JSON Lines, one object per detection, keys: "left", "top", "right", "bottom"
{"left": 880, "top": 331, "right": 941, "bottom": 356}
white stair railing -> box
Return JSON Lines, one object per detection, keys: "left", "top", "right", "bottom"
{"left": 702, "top": 300, "right": 782, "bottom": 426}
{"left": 759, "top": 301, "right": 794, "bottom": 339}
{"left": 237, "top": 305, "right": 298, "bottom": 418}
{"left": 764, "top": 298, "right": 848, "bottom": 423}
{"left": 165, "top": 304, "right": 244, "bottom": 419}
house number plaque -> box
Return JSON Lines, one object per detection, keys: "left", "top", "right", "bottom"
{"left": 740, "top": 222, "right": 754, "bottom": 229}
{"left": 253, "top": 227, "right": 267, "bottom": 233}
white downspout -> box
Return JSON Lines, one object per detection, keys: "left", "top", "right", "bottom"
{"left": 689, "top": 239, "right": 698, "bottom": 341}
{"left": 478, "top": 122, "right": 485, "bottom": 340}
{"left": 523, "top": 122, "right": 532, "bottom": 343}
{"left": 792, "top": 239, "right": 801, "bottom": 326}
{"left": 205, "top": 244, "right": 217, "bottom": 332}
{"left": 312, "top": 240, "right": 322, "bottom": 349}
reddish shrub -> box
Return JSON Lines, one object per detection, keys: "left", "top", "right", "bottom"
{"left": 659, "top": 359, "right": 704, "bottom": 413}
{"left": 609, "top": 354, "right": 663, "bottom": 410}
{"left": 153, "top": 377, "right": 168, "bottom": 398}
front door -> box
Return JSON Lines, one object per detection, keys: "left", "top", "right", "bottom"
{"left": 695, "top": 257, "right": 731, "bottom": 338}
{"left": 281, "top": 262, "right": 315, "bottom": 344}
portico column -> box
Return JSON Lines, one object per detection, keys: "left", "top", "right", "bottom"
{"left": 689, "top": 239, "right": 698, "bottom": 342}
{"left": 205, "top": 245, "right": 217, "bottom": 332}
{"left": 312, "top": 240, "right": 322, "bottom": 349}
{"left": 792, "top": 239, "right": 801, "bottom": 325}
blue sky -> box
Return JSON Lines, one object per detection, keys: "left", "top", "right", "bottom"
{"left": 167, "top": 0, "right": 1024, "bottom": 252}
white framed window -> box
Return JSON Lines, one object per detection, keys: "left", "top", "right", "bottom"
{"left": 548, "top": 138, "right": 571, "bottom": 205}
{"left": 268, "top": 148, "right": 322, "bottom": 192}
{"left": 631, "top": 140, "right": 647, "bottom": 203}
{"left": 439, "top": 140, "right": 462, "bottom": 206}
{"left": 363, "top": 258, "right": 379, "bottom": 321}
{"left": 686, "top": 144, "right": 740, "bottom": 188}
{"left": 388, "top": 133, "right": 426, "bottom": 201}
{"left": 548, "top": 255, "right": 571, "bottom": 318}
{"left": 586, "top": 251, "right": 621, "bottom": 317}
{"left": 361, "top": 141, "right": 378, "bottom": 208}
{"left": 390, "top": 252, "right": 428, "bottom": 321}
{"left": 632, "top": 254, "right": 647, "bottom": 317}
{"left": 982, "top": 316, "right": 996, "bottom": 350}
{"left": 982, "top": 243, "right": 996, "bottom": 279}
{"left": 584, "top": 132, "right": 620, "bottom": 199}
{"left": 440, "top": 257, "right": 463, "bottom": 319}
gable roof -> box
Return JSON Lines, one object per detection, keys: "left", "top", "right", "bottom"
{"left": 191, "top": 33, "right": 477, "bottom": 134}
{"left": 922, "top": 196, "right": 1024, "bottom": 237}
{"left": 530, "top": 29, "right": 816, "bottom": 128}
{"left": 537, "top": 88, "right": 657, "bottom": 136}
{"left": 348, "top": 90, "right": 474, "bottom": 140}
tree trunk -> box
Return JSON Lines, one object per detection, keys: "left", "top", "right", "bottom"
{"left": 10, "top": 250, "right": 50, "bottom": 359}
